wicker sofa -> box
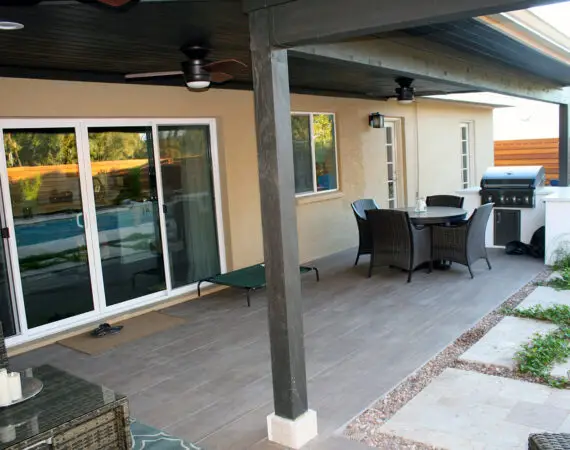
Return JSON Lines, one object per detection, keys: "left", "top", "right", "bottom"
{"left": 529, "top": 433, "right": 570, "bottom": 449}
{"left": 0, "top": 322, "right": 132, "bottom": 450}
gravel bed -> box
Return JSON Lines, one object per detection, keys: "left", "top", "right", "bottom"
{"left": 345, "top": 269, "right": 550, "bottom": 449}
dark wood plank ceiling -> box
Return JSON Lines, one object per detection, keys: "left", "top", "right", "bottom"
{"left": 0, "top": 1, "right": 565, "bottom": 99}
{"left": 405, "top": 18, "right": 570, "bottom": 86}
{"left": 0, "top": 0, "right": 473, "bottom": 98}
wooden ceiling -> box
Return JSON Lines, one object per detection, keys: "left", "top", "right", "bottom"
{"left": 405, "top": 19, "right": 570, "bottom": 86}
{"left": 0, "top": 0, "right": 561, "bottom": 98}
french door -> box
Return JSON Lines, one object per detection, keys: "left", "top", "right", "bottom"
{"left": 385, "top": 119, "right": 406, "bottom": 208}
{"left": 0, "top": 119, "right": 224, "bottom": 344}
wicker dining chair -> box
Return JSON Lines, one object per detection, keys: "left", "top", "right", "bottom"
{"left": 351, "top": 199, "right": 380, "bottom": 266}
{"left": 431, "top": 202, "right": 494, "bottom": 278}
{"left": 426, "top": 195, "right": 465, "bottom": 208}
{"left": 365, "top": 209, "right": 431, "bottom": 282}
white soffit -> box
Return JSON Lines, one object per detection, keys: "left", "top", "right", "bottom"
{"left": 477, "top": 9, "right": 570, "bottom": 66}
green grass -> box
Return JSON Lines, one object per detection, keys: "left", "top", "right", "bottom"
{"left": 501, "top": 302, "right": 570, "bottom": 388}
{"left": 502, "top": 304, "right": 570, "bottom": 326}
{"left": 514, "top": 327, "right": 570, "bottom": 388}
{"left": 541, "top": 250, "right": 570, "bottom": 290}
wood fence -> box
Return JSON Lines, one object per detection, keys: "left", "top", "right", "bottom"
{"left": 494, "top": 138, "right": 559, "bottom": 183}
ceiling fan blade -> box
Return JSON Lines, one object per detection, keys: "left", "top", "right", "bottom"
{"left": 0, "top": 0, "right": 41, "bottom": 5}
{"left": 96, "top": 0, "right": 134, "bottom": 6}
{"left": 125, "top": 70, "right": 183, "bottom": 80}
{"left": 203, "top": 59, "right": 247, "bottom": 75}
{"left": 210, "top": 72, "right": 234, "bottom": 84}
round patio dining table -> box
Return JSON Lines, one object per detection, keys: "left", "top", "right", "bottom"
{"left": 395, "top": 206, "right": 468, "bottom": 226}
{"left": 396, "top": 206, "right": 468, "bottom": 271}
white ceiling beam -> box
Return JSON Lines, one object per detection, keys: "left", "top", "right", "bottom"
{"left": 290, "top": 37, "right": 570, "bottom": 104}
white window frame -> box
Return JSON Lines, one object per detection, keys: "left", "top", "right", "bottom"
{"left": 291, "top": 112, "right": 339, "bottom": 197}
{"left": 460, "top": 122, "right": 473, "bottom": 189}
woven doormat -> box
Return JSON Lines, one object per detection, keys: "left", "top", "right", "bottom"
{"left": 58, "top": 311, "right": 185, "bottom": 355}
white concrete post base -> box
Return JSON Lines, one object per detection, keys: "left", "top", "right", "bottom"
{"left": 267, "top": 409, "right": 318, "bottom": 449}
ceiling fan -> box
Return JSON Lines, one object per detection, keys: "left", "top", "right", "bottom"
{"left": 394, "top": 77, "right": 415, "bottom": 104}
{"left": 375, "top": 77, "right": 450, "bottom": 103}
{"left": 125, "top": 45, "right": 248, "bottom": 91}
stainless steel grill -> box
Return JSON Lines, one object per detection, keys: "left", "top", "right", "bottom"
{"left": 480, "top": 166, "right": 545, "bottom": 208}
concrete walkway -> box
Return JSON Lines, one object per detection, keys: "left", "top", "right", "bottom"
{"left": 380, "top": 368, "right": 570, "bottom": 450}
{"left": 460, "top": 285, "right": 570, "bottom": 376}
{"left": 376, "top": 283, "right": 570, "bottom": 450}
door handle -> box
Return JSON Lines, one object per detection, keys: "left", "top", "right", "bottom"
{"left": 76, "top": 213, "right": 84, "bottom": 229}
{"left": 496, "top": 212, "right": 501, "bottom": 224}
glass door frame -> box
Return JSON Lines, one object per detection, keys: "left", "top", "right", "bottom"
{"left": 0, "top": 118, "right": 226, "bottom": 346}
{"left": 0, "top": 174, "right": 22, "bottom": 338}
{"left": 152, "top": 118, "right": 226, "bottom": 298}
{"left": 384, "top": 118, "right": 406, "bottom": 208}
{"left": 0, "top": 119, "right": 104, "bottom": 343}
{"left": 78, "top": 119, "right": 169, "bottom": 316}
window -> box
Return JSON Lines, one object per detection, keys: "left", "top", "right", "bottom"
{"left": 460, "top": 123, "right": 471, "bottom": 189}
{"left": 291, "top": 113, "right": 338, "bottom": 195}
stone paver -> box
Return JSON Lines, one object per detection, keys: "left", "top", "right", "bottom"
{"left": 380, "top": 368, "right": 570, "bottom": 450}
{"left": 547, "top": 272, "right": 563, "bottom": 282}
{"left": 551, "top": 359, "right": 570, "bottom": 378}
{"left": 459, "top": 316, "right": 558, "bottom": 369}
{"left": 516, "top": 286, "right": 570, "bottom": 310}
{"left": 512, "top": 286, "right": 570, "bottom": 378}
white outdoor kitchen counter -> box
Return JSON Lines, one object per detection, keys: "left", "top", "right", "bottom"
{"left": 542, "top": 187, "right": 570, "bottom": 264}
{"left": 542, "top": 186, "right": 570, "bottom": 202}
{"left": 456, "top": 186, "right": 570, "bottom": 265}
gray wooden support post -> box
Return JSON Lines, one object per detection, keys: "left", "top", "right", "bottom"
{"left": 560, "top": 104, "right": 569, "bottom": 187}
{"left": 248, "top": 8, "right": 317, "bottom": 449}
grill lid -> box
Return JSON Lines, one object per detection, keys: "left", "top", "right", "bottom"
{"left": 480, "top": 166, "right": 545, "bottom": 189}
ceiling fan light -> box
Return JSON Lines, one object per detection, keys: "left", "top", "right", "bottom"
{"left": 186, "top": 80, "right": 211, "bottom": 90}
{"left": 396, "top": 86, "right": 415, "bottom": 104}
{"left": 0, "top": 21, "right": 24, "bottom": 31}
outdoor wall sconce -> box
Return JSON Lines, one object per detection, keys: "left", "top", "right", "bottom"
{"left": 369, "top": 112, "right": 385, "bottom": 129}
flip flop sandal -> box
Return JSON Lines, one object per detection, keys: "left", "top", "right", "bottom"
{"left": 91, "top": 323, "right": 112, "bottom": 338}
{"left": 106, "top": 325, "right": 124, "bottom": 335}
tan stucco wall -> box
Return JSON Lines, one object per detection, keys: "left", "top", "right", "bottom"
{"left": 0, "top": 78, "right": 493, "bottom": 269}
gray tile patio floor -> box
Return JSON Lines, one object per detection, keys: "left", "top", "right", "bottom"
{"left": 10, "top": 248, "right": 543, "bottom": 449}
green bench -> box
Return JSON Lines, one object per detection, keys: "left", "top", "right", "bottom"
{"left": 197, "top": 264, "right": 320, "bottom": 306}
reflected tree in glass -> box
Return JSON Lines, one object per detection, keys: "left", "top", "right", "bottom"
{"left": 291, "top": 115, "right": 313, "bottom": 194}
{"left": 313, "top": 114, "right": 337, "bottom": 192}
{"left": 88, "top": 128, "right": 165, "bottom": 306}
{"left": 3, "top": 129, "right": 94, "bottom": 328}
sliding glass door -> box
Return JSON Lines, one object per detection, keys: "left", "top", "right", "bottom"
{"left": 2, "top": 128, "right": 95, "bottom": 329}
{"left": 0, "top": 119, "right": 223, "bottom": 342}
{"left": 157, "top": 125, "right": 220, "bottom": 288}
{"left": 87, "top": 127, "right": 165, "bottom": 306}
